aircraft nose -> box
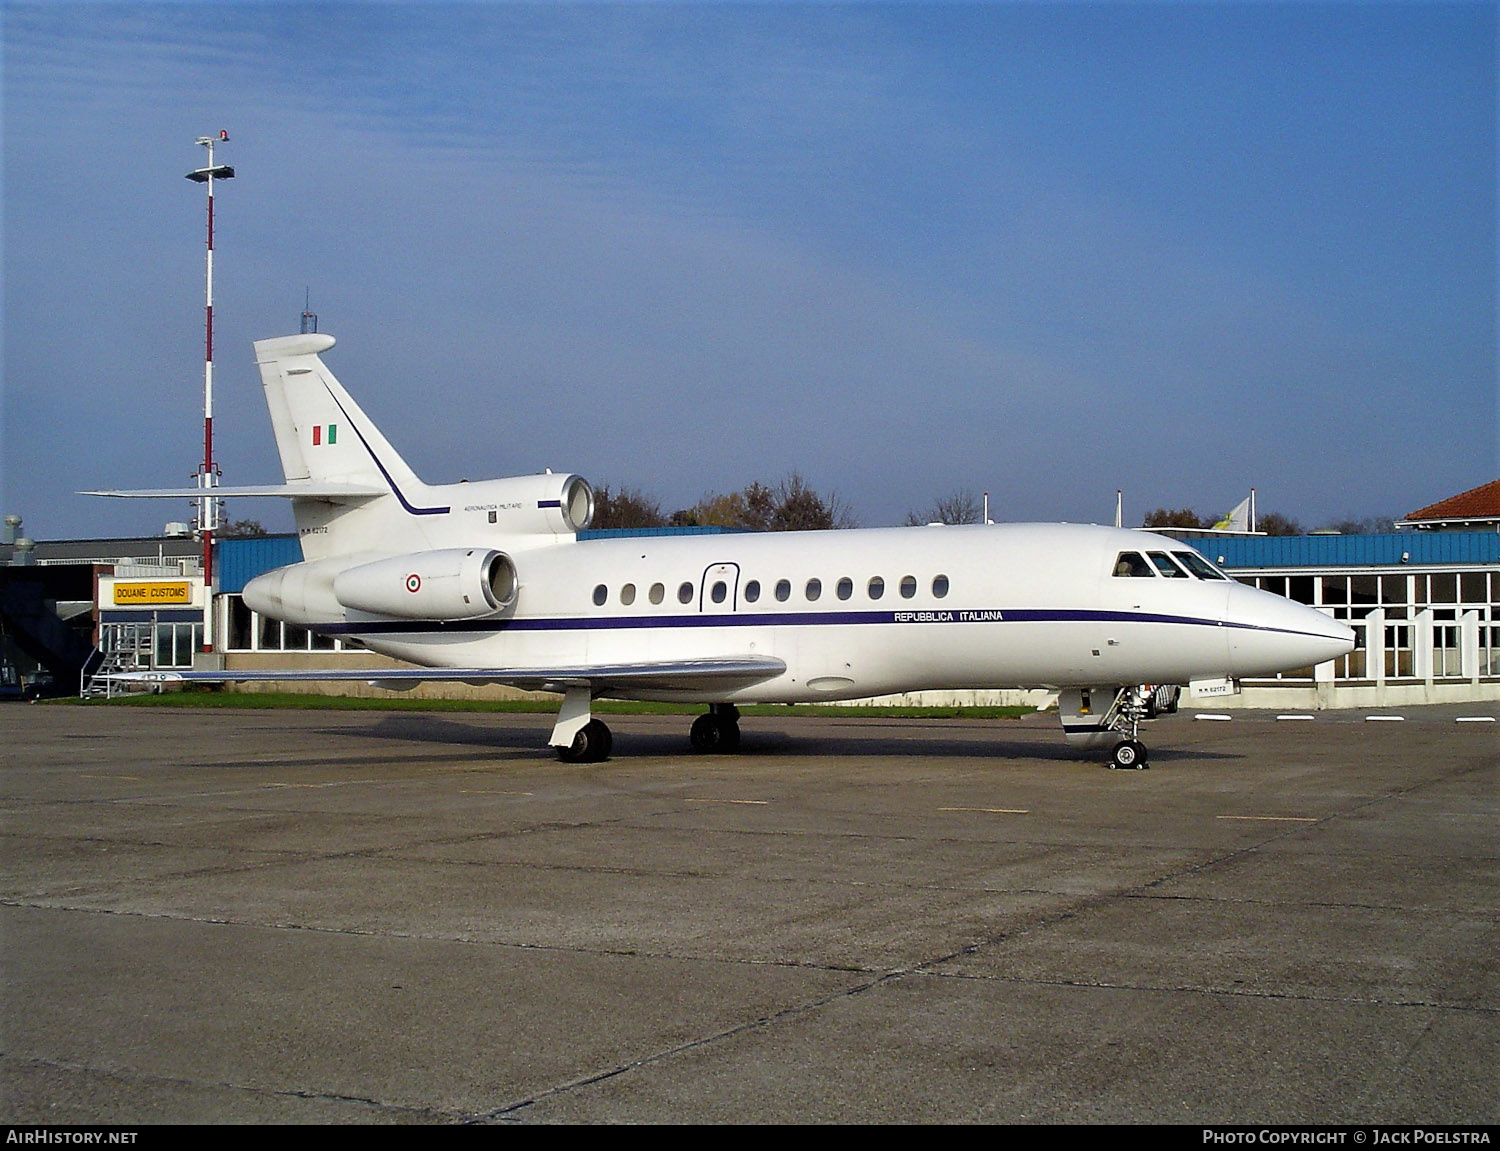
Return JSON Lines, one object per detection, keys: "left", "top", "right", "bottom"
{"left": 1225, "top": 584, "right": 1355, "bottom": 677}
{"left": 1295, "top": 607, "right": 1357, "bottom": 663}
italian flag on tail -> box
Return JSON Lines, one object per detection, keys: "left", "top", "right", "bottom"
{"left": 312, "top": 424, "right": 337, "bottom": 446}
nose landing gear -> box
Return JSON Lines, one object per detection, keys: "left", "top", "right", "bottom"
{"left": 1109, "top": 736, "right": 1149, "bottom": 771}
{"left": 1059, "top": 686, "right": 1158, "bottom": 769}
{"left": 1105, "top": 688, "right": 1152, "bottom": 770}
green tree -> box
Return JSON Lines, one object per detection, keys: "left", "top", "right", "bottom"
{"left": 769, "top": 472, "right": 856, "bottom": 531}
{"left": 591, "top": 484, "right": 667, "bottom": 529}
{"left": 1142, "top": 507, "right": 1211, "bottom": 529}
{"left": 219, "top": 519, "right": 267, "bottom": 537}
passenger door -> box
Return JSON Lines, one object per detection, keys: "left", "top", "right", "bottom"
{"left": 698, "top": 563, "right": 741, "bottom": 612}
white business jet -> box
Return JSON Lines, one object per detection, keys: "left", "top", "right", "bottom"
{"left": 92, "top": 333, "right": 1354, "bottom": 768}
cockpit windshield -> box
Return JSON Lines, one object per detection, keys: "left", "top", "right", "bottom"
{"left": 1147, "top": 551, "right": 1190, "bottom": 578}
{"left": 1171, "top": 550, "right": 1229, "bottom": 580}
{"left": 1112, "top": 551, "right": 1155, "bottom": 577}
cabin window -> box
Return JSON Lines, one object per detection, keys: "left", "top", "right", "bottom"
{"left": 836, "top": 577, "right": 853, "bottom": 600}
{"left": 932, "top": 574, "right": 950, "bottom": 598}
{"left": 900, "top": 575, "right": 917, "bottom": 599}
{"left": 677, "top": 582, "right": 694, "bottom": 604}
{"left": 649, "top": 582, "right": 665, "bottom": 605}
{"left": 1172, "top": 551, "right": 1228, "bottom": 580}
{"left": 1147, "top": 552, "right": 1189, "bottom": 578}
{"left": 868, "top": 576, "right": 885, "bottom": 600}
{"left": 1113, "top": 552, "right": 1154, "bottom": 578}
{"left": 592, "top": 584, "right": 608, "bottom": 606}
{"left": 711, "top": 580, "right": 728, "bottom": 605}
{"left": 620, "top": 583, "right": 637, "bottom": 605}
{"left": 744, "top": 580, "right": 761, "bottom": 603}
{"left": 806, "top": 578, "right": 822, "bottom": 602}
{"left": 775, "top": 579, "right": 791, "bottom": 602}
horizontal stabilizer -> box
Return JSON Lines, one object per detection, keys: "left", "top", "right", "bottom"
{"left": 82, "top": 483, "right": 386, "bottom": 501}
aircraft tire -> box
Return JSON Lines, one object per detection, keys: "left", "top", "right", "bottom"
{"left": 559, "top": 718, "right": 612, "bottom": 763}
{"left": 719, "top": 719, "right": 741, "bottom": 753}
{"left": 1109, "top": 739, "right": 1149, "bottom": 770}
{"left": 690, "top": 713, "right": 739, "bottom": 753}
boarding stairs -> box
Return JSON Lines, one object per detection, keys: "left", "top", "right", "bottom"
{"left": 81, "top": 622, "right": 153, "bottom": 699}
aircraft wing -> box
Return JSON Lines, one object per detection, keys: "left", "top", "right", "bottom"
{"left": 105, "top": 656, "right": 787, "bottom": 694}
{"left": 82, "top": 483, "right": 386, "bottom": 501}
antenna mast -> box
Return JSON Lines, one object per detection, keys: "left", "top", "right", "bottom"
{"left": 185, "top": 131, "right": 234, "bottom": 652}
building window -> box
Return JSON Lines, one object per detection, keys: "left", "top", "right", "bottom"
{"left": 227, "top": 595, "right": 253, "bottom": 650}
{"left": 258, "top": 614, "right": 282, "bottom": 651}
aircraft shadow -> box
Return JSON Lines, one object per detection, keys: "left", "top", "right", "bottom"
{"left": 344, "top": 714, "right": 1237, "bottom": 766}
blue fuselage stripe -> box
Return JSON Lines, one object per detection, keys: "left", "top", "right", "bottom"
{"left": 325, "top": 389, "right": 450, "bottom": 516}
{"left": 317, "top": 607, "right": 1317, "bottom": 639}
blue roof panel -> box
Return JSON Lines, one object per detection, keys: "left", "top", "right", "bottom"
{"left": 1189, "top": 531, "right": 1500, "bottom": 569}
{"left": 217, "top": 535, "right": 303, "bottom": 593}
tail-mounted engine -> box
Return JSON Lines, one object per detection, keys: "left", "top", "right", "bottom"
{"left": 333, "top": 548, "right": 518, "bottom": 620}
{"left": 453, "top": 472, "right": 594, "bottom": 537}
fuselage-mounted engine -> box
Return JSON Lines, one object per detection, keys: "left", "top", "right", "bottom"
{"left": 332, "top": 548, "right": 518, "bottom": 621}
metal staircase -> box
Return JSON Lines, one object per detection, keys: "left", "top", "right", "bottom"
{"left": 82, "top": 622, "right": 154, "bottom": 698}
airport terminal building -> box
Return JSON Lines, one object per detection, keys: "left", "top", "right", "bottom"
{"left": 4, "top": 480, "right": 1498, "bottom": 707}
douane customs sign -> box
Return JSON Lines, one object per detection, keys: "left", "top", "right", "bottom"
{"left": 112, "top": 581, "right": 193, "bottom": 606}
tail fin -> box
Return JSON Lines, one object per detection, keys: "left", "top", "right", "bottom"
{"left": 254, "top": 334, "right": 420, "bottom": 491}
{"left": 90, "top": 333, "right": 448, "bottom": 560}
{"left": 254, "top": 333, "right": 435, "bottom": 560}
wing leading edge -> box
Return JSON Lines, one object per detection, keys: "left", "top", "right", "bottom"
{"left": 107, "top": 656, "right": 787, "bottom": 694}
{"left": 82, "top": 483, "right": 386, "bottom": 501}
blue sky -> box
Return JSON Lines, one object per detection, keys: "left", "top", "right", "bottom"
{"left": 3, "top": 2, "right": 1495, "bottom": 539}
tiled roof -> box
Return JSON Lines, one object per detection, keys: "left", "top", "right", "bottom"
{"left": 1403, "top": 479, "right": 1500, "bottom": 524}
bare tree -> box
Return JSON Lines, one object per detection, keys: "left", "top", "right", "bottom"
{"left": 672, "top": 474, "right": 856, "bottom": 532}
{"left": 1318, "top": 516, "right": 1395, "bottom": 535}
{"left": 1256, "top": 511, "right": 1303, "bottom": 537}
{"left": 905, "top": 489, "right": 982, "bottom": 526}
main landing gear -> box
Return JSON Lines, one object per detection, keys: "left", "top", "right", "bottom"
{"left": 690, "top": 704, "right": 741, "bottom": 753}
{"left": 550, "top": 690, "right": 744, "bottom": 763}
{"left": 552, "top": 686, "right": 612, "bottom": 763}
{"left": 558, "top": 718, "right": 612, "bottom": 764}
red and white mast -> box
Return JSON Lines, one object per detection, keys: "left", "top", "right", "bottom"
{"left": 186, "top": 131, "right": 234, "bottom": 651}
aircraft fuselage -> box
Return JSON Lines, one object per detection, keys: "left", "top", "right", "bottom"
{"left": 247, "top": 522, "right": 1352, "bottom": 702}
